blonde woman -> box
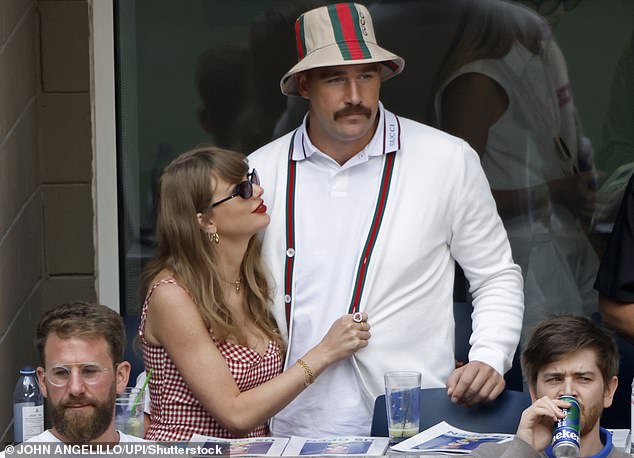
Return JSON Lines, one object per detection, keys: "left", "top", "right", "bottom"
{"left": 139, "top": 146, "right": 370, "bottom": 440}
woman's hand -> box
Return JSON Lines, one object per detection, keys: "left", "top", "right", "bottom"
{"left": 312, "top": 312, "right": 371, "bottom": 365}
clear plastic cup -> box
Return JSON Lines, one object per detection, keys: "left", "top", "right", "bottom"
{"left": 114, "top": 387, "right": 144, "bottom": 438}
{"left": 384, "top": 371, "right": 421, "bottom": 444}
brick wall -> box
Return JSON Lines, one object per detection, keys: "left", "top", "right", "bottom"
{"left": 39, "top": 0, "right": 95, "bottom": 306}
{"left": 0, "top": 0, "right": 95, "bottom": 443}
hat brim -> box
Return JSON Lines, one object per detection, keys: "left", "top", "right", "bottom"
{"left": 280, "top": 42, "right": 405, "bottom": 96}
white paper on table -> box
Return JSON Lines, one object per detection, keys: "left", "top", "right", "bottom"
{"left": 607, "top": 429, "right": 630, "bottom": 451}
{"left": 282, "top": 436, "right": 389, "bottom": 456}
{"left": 188, "top": 433, "right": 289, "bottom": 456}
{"left": 390, "top": 421, "right": 513, "bottom": 455}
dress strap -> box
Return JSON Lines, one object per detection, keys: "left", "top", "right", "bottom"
{"left": 138, "top": 278, "right": 180, "bottom": 339}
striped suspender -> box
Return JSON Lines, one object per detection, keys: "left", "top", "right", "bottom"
{"left": 283, "top": 132, "right": 298, "bottom": 327}
{"left": 348, "top": 151, "right": 396, "bottom": 314}
{"left": 283, "top": 142, "right": 397, "bottom": 331}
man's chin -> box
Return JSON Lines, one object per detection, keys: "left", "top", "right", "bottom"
{"left": 48, "top": 384, "right": 117, "bottom": 443}
{"left": 57, "top": 405, "right": 111, "bottom": 443}
{"left": 334, "top": 126, "right": 373, "bottom": 143}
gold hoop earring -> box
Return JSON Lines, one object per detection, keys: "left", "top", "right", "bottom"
{"left": 212, "top": 232, "right": 220, "bottom": 244}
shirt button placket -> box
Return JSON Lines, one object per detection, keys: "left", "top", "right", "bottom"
{"left": 285, "top": 248, "right": 295, "bottom": 304}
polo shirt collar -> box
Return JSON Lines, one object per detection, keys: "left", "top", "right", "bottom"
{"left": 290, "top": 102, "right": 400, "bottom": 161}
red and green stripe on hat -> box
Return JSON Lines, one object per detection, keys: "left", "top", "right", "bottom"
{"left": 296, "top": 3, "right": 372, "bottom": 62}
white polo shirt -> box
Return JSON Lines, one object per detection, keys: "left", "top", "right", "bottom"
{"left": 271, "top": 103, "right": 400, "bottom": 437}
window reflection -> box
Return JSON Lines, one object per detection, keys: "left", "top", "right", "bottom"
{"left": 429, "top": 0, "right": 598, "bottom": 346}
{"left": 594, "top": 29, "right": 634, "bottom": 229}
{"left": 117, "top": 0, "right": 634, "bottom": 350}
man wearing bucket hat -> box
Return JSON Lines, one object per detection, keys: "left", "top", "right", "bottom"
{"left": 249, "top": 2, "right": 524, "bottom": 437}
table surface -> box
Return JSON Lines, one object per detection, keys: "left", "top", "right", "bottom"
{"left": 382, "top": 428, "right": 631, "bottom": 456}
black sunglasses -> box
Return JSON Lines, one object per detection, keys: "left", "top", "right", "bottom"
{"left": 206, "top": 169, "right": 259, "bottom": 210}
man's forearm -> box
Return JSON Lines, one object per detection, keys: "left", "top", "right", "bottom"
{"left": 599, "top": 295, "right": 634, "bottom": 343}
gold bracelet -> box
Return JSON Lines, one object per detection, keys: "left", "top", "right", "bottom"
{"left": 296, "top": 358, "right": 314, "bottom": 387}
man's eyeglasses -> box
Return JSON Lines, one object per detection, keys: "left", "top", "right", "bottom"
{"left": 45, "top": 362, "right": 111, "bottom": 387}
{"left": 206, "top": 169, "right": 260, "bottom": 210}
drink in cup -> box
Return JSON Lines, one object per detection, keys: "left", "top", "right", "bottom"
{"left": 114, "top": 387, "right": 144, "bottom": 438}
{"left": 388, "top": 422, "right": 420, "bottom": 440}
{"left": 384, "top": 371, "right": 421, "bottom": 444}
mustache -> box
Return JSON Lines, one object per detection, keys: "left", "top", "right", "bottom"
{"left": 61, "top": 396, "right": 96, "bottom": 408}
{"left": 334, "top": 105, "right": 371, "bottom": 120}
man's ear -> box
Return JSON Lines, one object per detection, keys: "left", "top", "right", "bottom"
{"left": 297, "top": 72, "right": 311, "bottom": 100}
{"left": 36, "top": 367, "right": 48, "bottom": 399}
{"left": 603, "top": 375, "right": 618, "bottom": 408}
{"left": 115, "top": 361, "right": 131, "bottom": 394}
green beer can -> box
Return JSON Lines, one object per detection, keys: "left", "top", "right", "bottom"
{"left": 552, "top": 395, "right": 581, "bottom": 457}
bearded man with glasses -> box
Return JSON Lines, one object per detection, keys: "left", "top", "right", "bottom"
{"left": 7, "top": 302, "right": 146, "bottom": 448}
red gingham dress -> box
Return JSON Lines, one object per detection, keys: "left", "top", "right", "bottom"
{"left": 139, "top": 278, "right": 283, "bottom": 441}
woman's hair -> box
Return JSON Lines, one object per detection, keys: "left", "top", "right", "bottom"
{"left": 521, "top": 315, "right": 619, "bottom": 390}
{"left": 142, "top": 146, "right": 282, "bottom": 349}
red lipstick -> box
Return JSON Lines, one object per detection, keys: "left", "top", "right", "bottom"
{"left": 253, "top": 201, "right": 267, "bottom": 213}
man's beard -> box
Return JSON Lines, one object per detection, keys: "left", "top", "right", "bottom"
{"left": 49, "top": 385, "right": 116, "bottom": 443}
{"left": 579, "top": 398, "right": 602, "bottom": 436}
